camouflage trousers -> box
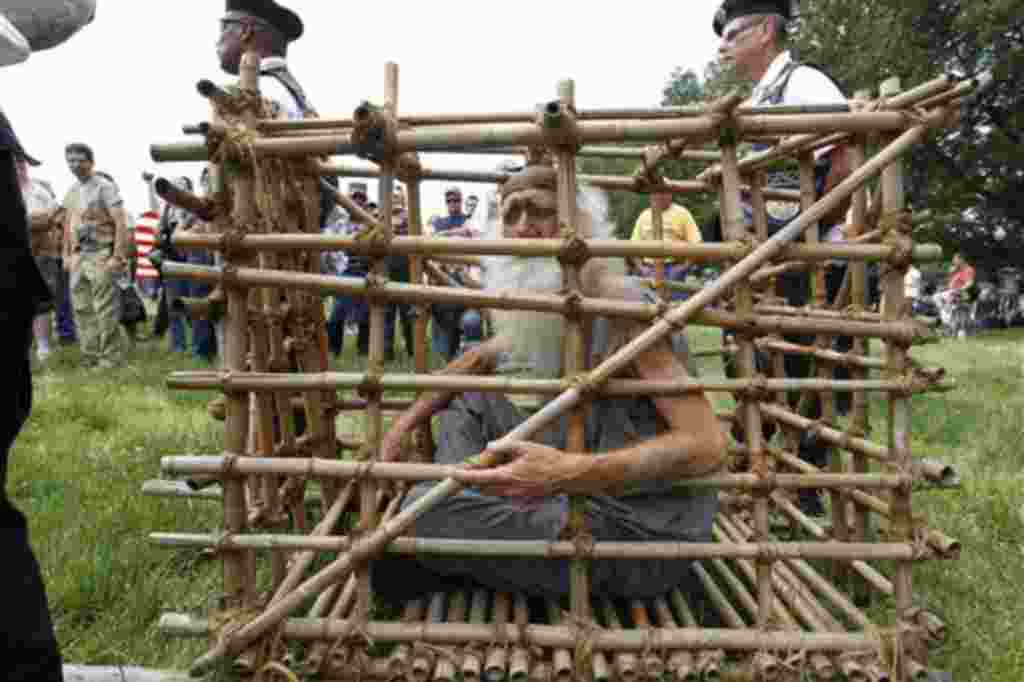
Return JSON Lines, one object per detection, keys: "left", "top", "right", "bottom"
{"left": 70, "top": 252, "right": 123, "bottom": 367}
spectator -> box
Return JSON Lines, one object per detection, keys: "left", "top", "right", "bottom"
{"left": 325, "top": 182, "right": 371, "bottom": 357}
{"left": 160, "top": 176, "right": 199, "bottom": 354}
{"left": 182, "top": 169, "right": 217, "bottom": 361}
{"left": 386, "top": 188, "right": 414, "bottom": 360}
{"left": 16, "top": 152, "right": 61, "bottom": 363}
{"left": 627, "top": 190, "right": 702, "bottom": 300}
{"left": 428, "top": 187, "right": 476, "bottom": 361}
{"left": 63, "top": 143, "right": 131, "bottom": 369}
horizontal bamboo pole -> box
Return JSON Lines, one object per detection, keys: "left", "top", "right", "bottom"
{"left": 150, "top": 531, "right": 924, "bottom": 561}
{"left": 166, "top": 369, "right": 949, "bottom": 396}
{"left": 255, "top": 103, "right": 863, "bottom": 133}
{"left": 151, "top": 107, "right": 952, "bottom": 163}
{"left": 160, "top": 614, "right": 879, "bottom": 653}
{"left": 141, "top": 479, "right": 222, "bottom": 501}
{"left": 160, "top": 263, "right": 932, "bottom": 345}
{"left": 169, "top": 232, "right": 942, "bottom": 263}
{"left": 62, "top": 665, "right": 193, "bottom": 682}
{"left": 160, "top": 455, "right": 913, "bottom": 492}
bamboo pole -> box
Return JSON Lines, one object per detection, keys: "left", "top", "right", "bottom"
{"left": 486, "top": 592, "right": 511, "bottom": 682}
{"left": 461, "top": 591, "right": 489, "bottom": 682}
{"left": 879, "top": 78, "right": 920, "bottom": 678}
{"left": 389, "top": 599, "right": 426, "bottom": 681}
{"left": 169, "top": 231, "right": 944, "bottom": 264}
{"left": 161, "top": 456, "right": 925, "bottom": 493}
{"left": 151, "top": 105, "right": 954, "bottom": 163}
{"left": 162, "top": 266, "right": 935, "bottom": 344}
{"left": 627, "top": 601, "right": 665, "bottom": 681}
{"left": 217, "top": 50, "right": 260, "bottom": 612}
{"left": 509, "top": 595, "right": 531, "bottom": 682}
{"left": 154, "top": 619, "right": 880, "bottom": 655}
{"left": 544, "top": 602, "right": 576, "bottom": 682}
{"left": 168, "top": 369, "right": 949, "bottom": 399}
{"left": 548, "top": 80, "right": 593, "bottom": 638}
{"left": 652, "top": 598, "right": 696, "bottom": 682}
{"left": 150, "top": 531, "right": 928, "bottom": 561}
{"left": 600, "top": 600, "right": 639, "bottom": 682}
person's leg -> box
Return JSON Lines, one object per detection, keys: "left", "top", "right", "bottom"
{"left": 32, "top": 316, "right": 51, "bottom": 360}
{"left": 71, "top": 264, "right": 98, "bottom": 366}
{"left": 165, "top": 275, "right": 189, "bottom": 353}
{"left": 189, "top": 251, "right": 216, "bottom": 361}
{"left": 56, "top": 261, "right": 78, "bottom": 344}
{"left": 399, "top": 303, "right": 416, "bottom": 358}
{"left": 383, "top": 303, "right": 398, "bottom": 362}
{"left": 93, "top": 263, "right": 124, "bottom": 368}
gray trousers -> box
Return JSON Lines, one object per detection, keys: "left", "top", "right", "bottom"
{"left": 374, "top": 392, "right": 718, "bottom": 600}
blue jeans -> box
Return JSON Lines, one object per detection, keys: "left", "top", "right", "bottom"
{"left": 188, "top": 250, "right": 216, "bottom": 361}
{"left": 56, "top": 262, "right": 77, "bottom": 342}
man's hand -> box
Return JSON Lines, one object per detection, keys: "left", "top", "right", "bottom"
{"left": 455, "top": 441, "right": 591, "bottom": 498}
{"left": 380, "top": 421, "right": 412, "bottom": 463}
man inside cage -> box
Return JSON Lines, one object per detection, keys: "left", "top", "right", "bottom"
{"left": 376, "top": 163, "right": 727, "bottom": 600}
{"left": 714, "top": 0, "right": 853, "bottom": 515}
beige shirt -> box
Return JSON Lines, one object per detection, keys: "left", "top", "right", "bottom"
{"left": 66, "top": 174, "right": 123, "bottom": 252}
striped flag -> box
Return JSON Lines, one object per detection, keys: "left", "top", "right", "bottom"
{"left": 134, "top": 210, "right": 160, "bottom": 281}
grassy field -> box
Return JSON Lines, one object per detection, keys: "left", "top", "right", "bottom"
{"left": 10, "top": 325, "right": 1024, "bottom": 679}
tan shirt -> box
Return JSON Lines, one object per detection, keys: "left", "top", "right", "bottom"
{"left": 66, "top": 174, "right": 123, "bottom": 253}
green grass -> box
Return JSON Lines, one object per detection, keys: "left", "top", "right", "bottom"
{"left": 10, "top": 326, "right": 1024, "bottom": 679}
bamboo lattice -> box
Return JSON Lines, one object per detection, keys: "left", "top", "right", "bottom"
{"left": 143, "top": 55, "right": 977, "bottom": 681}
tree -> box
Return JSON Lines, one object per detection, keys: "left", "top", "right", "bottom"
{"left": 716, "top": 0, "right": 1024, "bottom": 271}
{"left": 580, "top": 67, "right": 717, "bottom": 240}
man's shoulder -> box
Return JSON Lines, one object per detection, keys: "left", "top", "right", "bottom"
{"left": 785, "top": 63, "right": 846, "bottom": 106}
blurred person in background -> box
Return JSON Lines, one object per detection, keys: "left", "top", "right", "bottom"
{"left": 16, "top": 149, "right": 61, "bottom": 363}
{"left": 62, "top": 143, "right": 131, "bottom": 369}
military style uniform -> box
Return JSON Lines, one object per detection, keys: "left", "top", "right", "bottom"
{"left": 67, "top": 173, "right": 125, "bottom": 367}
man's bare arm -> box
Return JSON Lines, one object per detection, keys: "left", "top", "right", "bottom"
{"left": 380, "top": 334, "right": 511, "bottom": 462}
{"left": 111, "top": 205, "right": 132, "bottom": 261}
{"left": 456, "top": 340, "right": 727, "bottom": 498}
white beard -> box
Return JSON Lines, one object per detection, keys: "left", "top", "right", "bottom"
{"left": 487, "top": 256, "right": 626, "bottom": 378}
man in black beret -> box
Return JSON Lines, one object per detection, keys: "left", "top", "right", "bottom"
{"left": 713, "top": 0, "right": 854, "bottom": 516}
{"left": 0, "top": 107, "right": 64, "bottom": 681}
{"left": 216, "top": 0, "right": 339, "bottom": 229}
{"left": 217, "top": 0, "right": 313, "bottom": 119}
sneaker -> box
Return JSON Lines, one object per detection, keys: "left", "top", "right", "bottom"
{"left": 36, "top": 348, "right": 51, "bottom": 363}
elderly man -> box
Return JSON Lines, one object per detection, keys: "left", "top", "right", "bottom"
{"left": 715, "top": 0, "right": 851, "bottom": 514}
{"left": 376, "top": 165, "right": 726, "bottom": 599}
{"left": 63, "top": 142, "right": 130, "bottom": 369}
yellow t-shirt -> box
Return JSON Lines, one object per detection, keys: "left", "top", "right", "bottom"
{"left": 630, "top": 204, "right": 702, "bottom": 265}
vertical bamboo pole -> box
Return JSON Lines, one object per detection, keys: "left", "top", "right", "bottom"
{"left": 721, "top": 121, "right": 773, "bottom": 629}
{"left": 652, "top": 597, "right": 696, "bottom": 682}
{"left": 485, "top": 592, "right": 511, "bottom": 682}
{"left": 462, "top": 590, "right": 489, "bottom": 682}
{"left": 389, "top": 599, "right": 426, "bottom": 680}
{"left": 552, "top": 79, "right": 592, "bottom": 655}
{"left": 599, "top": 600, "right": 638, "bottom": 682}
{"left": 544, "top": 601, "right": 575, "bottom": 682}
{"left": 651, "top": 193, "right": 666, "bottom": 300}
{"left": 509, "top": 595, "right": 531, "bottom": 682}
{"left": 406, "top": 178, "right": 432, "bottom": 461}
{"left": 220, "top": 49, "right": 259, "bottom": 611}
{"left": 849, "top": 89, "right": 874, "bottom": 554}
{"left": 357, "top": 61, "right": 399, "bottom": 630}
{"left": 880, "top": 77, "right": 916, "bottom": 679}
{"left": 628, "top": 601, "right": 665, "bottom": 681}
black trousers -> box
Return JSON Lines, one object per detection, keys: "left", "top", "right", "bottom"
{"left": 0, "top": 327, "right": 63, "bottom": 681}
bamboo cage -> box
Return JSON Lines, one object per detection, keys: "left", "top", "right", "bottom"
{"left": 143, "top": 54, "right": 976, "bottom": 681}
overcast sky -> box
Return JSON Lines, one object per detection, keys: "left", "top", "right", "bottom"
{"left": 1, "top": 0, "right": 721, "bottom": 217}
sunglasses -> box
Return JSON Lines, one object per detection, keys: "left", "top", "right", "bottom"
{"left": 722, "top": 20, "right": 763, "bottom": 45}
